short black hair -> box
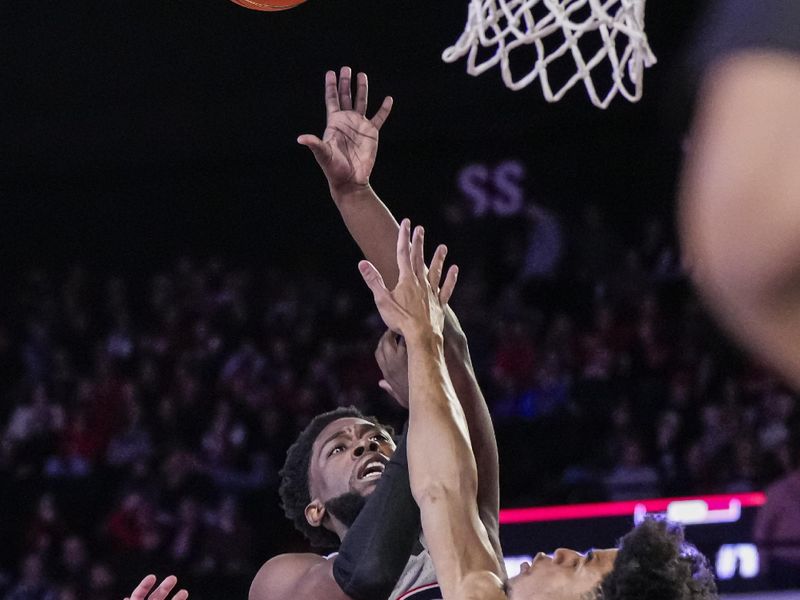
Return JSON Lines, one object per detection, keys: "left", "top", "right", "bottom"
{"left": 278, "top": 405, "right": 387, "bottom": 549}
{"left": 597, "top": 517, "right": 718, "bottom": 600}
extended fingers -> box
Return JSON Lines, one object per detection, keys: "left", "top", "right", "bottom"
{"left": 355, "top": 72, "right": 368, "bottom": 115}
{"left": 440, "top": 265, "right": 459, "bottom": 305}
{"left": 338, "top": 66, "right": 353, "bottom": 111}
{"left": 324, "top": 70, "right": 340, "bottom": 116}
{"left": 396, "top": 219, "right": 412, "bottom": 280}
{"left": 130, "top": 575, "right": 157, "bottom": 600}
{"left": 410, "top": 225, "right": 426, "bottom": 281}
{"left": 428, "top": 244, "right": 448, "bottom": 291}
{"left": 359, "top": 260, "right": 389, "bottom": 301}
{"left": 296, "top": 134, "right": 332, "bottom": 166}
{"left": 370, "top": 96, "right": 393, "bottom": 130}
{"left": 149, "top": 575, "right": 179, "bottom": 600}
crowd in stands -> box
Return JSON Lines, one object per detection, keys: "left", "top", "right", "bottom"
{"left": 1, "top": 205, "right": 797, "bottom": 599}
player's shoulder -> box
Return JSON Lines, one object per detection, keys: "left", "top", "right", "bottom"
{"left": 250, "top": 552, "right": 344, "bottom": 600}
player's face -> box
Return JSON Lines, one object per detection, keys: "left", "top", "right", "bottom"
{"left": 308, "top": 417, "right": 396, "bottom": 502}
{"left": 508, "top": 548, "right": 617, "bottom": 600}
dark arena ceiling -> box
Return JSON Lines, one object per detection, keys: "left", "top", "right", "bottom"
{"left": 1, "top": 1, "right": 710, "bottom": 269}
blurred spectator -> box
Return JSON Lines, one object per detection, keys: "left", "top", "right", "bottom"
{"left": 52, "top": 536, "right": 89, "bottom": 593}
{"left": 24, "top": 494, "right": 67, "bottom": 557}
{"left": 106, "top": 397, "right": 153, "bottom": 469}
{"left": 0, "top": 211, "right": 798, "bottom": 595}
{"left": 519, "top": 204, "right": 563, "bottom": 280}
{"left": 105, "top": 492, "right": 160, "bottom": 555}
{"left": 604, "top": 436, "right": 661, "bottom": 501}
{"left": 86, "top": 563, "right": 116, "bottom": 600}
{"left": 165, "top": 497, "right": 202, "bottom": 569}
{"left": 6, "top": 554, "right": 57, "bottom": 600}
{"left": 753, "top": 422, "right": 800, "bottom": 588}
{"left": 198, "top": 496, "right": 251, "bottom": 575}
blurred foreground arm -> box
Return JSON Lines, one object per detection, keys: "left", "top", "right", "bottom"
{"left": 680, "top": 51, "right": 800, "bottom": 387}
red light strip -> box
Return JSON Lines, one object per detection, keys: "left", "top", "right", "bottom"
{"left": 499, "top": 492, "right": 766, "bottom": 524}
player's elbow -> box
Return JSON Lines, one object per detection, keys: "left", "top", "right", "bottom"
{"left": 412, "top": 474, "right": 478, "bottom": 509}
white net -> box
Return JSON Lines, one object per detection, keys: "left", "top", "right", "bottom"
{"left": 442, "top": 0, "right": 657, "bottom": 109}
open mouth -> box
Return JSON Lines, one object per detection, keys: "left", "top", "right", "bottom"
{"left": 357, "top": 457, "right": 387, "bottom": 481}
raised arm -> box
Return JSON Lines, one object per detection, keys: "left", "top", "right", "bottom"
{"left": 299, "top": 68, "right": 502, "bottom": 564}
{"left": 359, "top": 220, "right": 506, "bottom": 600}
{"left": 297, "top": 67, "right": 398, "bottom": 282}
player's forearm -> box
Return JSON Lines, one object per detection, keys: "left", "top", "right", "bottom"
{"left": 442, "top": 308, "right": 503, "bottom": 564}
{"left": 332, "top": 184, "right": 401, "bottom": 288}
{"left": 443, "top": 307, "right": 499, "bottom": 490}
{"left": 404, "top": 330, "right": 477, "bottom": 503}
{"left": 332, "top": 183, "right": 499, "bottom": 502}
{"left": 404, "top": 331, "right": 502, "bottom": 599}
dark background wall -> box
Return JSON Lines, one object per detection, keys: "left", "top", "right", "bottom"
{"left": 2, "top": 0, "right": 708, "bottom": 273}
{"left": 5, "top": 4, "right": 798, "bottom": 598}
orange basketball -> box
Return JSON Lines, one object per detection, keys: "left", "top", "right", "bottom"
{"left": 229, "top": 0, "right": 306, "bottom": 10}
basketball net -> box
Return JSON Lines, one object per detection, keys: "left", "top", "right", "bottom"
{"left": 442, "top": 0, "right": 656, "bottom": 108}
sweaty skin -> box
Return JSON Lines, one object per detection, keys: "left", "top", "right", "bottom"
{"left": 298, "top": 67, "right": 503, "bottom": 568}
{"left": 360, "top": 221, "right": 617, "bottom": 600}
{"left": 508, "top": 549, "right": 617, "bottom": 600}
{"left": 249, "top": 419, "right": 396, "bottom": 600}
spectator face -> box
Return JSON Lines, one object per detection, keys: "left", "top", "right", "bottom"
{"left": 508, "top": 548, "right": 617, "bottom": 600}
{"left": 306, "top": 418, "right": 395, "bottom": 524}
{"left": 656, "top": 411, "right": 680, "bottom": 448}
{"left": 58, "top": 586, "right": 78, "bottom": 600}
{"left": 621, "top": 439, "right": 645, "bottom": 468}
{"left": 37, "top": 493, "right": 57, "bottom": 522}
{"left": 61, "top": 536, "right": 87, "bottom": 572}
{"left": 89, "top": 563, "right": 114, "bottom": 593}
{"left": 21, "top": 553, "right": 44, "bottom": 584}
{"left": 177, "top": 498, "right": 199, "bottom": 525}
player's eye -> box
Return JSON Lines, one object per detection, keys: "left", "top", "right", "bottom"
{"left": 370, "top": 433, "right": 389, "bottom": 443}
{"left": 586, "top": 550, "right": 595, "bottom": 562}
{"left": 329, "top": 445, "right": 345, "bottom": 456}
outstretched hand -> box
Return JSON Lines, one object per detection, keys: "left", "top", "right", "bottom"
{"left": 359, "top": 219, "right": 458, "bottom": 341}
{"left": 375, "top": 329, "right": 410, "bottom": 408}
{"left": 124, "top": 575, "right": 188, "bottom": 600}
{"left": 298, "top": 66, "right": 393, "bottom": 195}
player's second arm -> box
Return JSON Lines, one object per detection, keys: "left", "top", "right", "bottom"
{"left": 250, "top": 555, "right": 353, "bottom": 600}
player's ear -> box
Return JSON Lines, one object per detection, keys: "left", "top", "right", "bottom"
{"left": 305, "top": 499, "right": 326, "bottom": 528}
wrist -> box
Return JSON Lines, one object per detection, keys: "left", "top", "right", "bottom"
{"left": 330, "top": 181, "right": 373, "bottom": 206}
{"left": 404, "top": 328, "right": 444, "bottom": 353}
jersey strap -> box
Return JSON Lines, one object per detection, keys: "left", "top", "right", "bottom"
{"left": 397, "top": 583, "right": 442, "bottom": 600}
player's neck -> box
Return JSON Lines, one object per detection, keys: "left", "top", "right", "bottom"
{"left": 328, "top": 515, "right": 349, "bottom": 543}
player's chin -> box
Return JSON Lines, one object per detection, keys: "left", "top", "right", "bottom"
{"left": 354, "top": 475, "right": 383, "bottom": 494}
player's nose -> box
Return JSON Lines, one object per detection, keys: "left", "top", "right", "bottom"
{"left": 352, "top": 439, "right": 379, "bottom": 457}
{"left": 552, "top": 548, "right": 580, "bottom": 564}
